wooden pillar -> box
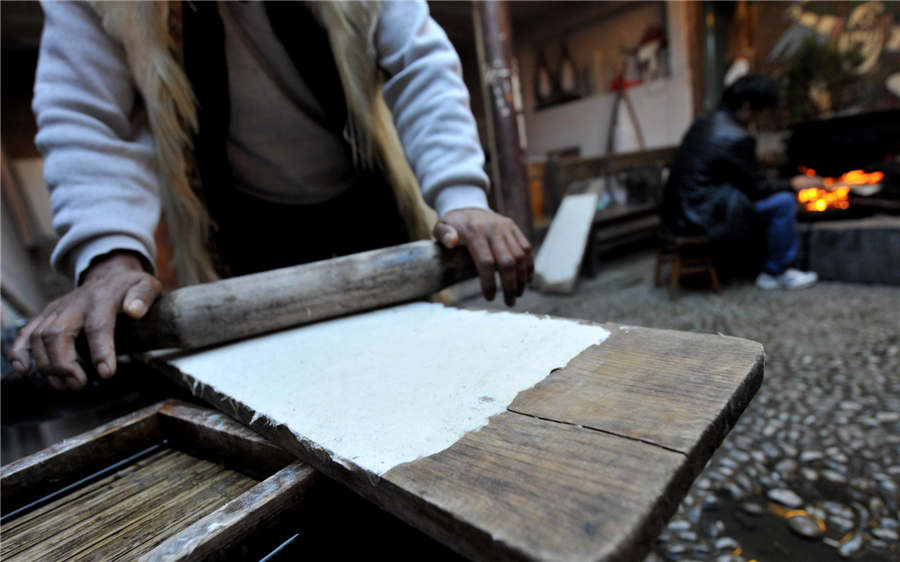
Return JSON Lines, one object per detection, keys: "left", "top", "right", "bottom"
{"left": 684, "top": 1, "right": 707, "bottom": 118}
{"left": 472, "top": 1, "right": 534, "bottom": 241}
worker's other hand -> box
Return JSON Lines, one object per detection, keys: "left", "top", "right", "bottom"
{"left": 9, "top": 251, "right": 161, "bottom": 391}
{"left": 434, "top": 208, "right": 533, "bottom": 306}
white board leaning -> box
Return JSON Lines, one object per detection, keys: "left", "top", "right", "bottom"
{"left": 534, "top": 192, "right": 599, "bottom": 293}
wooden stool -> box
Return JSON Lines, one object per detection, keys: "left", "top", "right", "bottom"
{"left": 654, "top": 229, "right": 721, "bottom": 300}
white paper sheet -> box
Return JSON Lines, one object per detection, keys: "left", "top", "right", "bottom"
{"left": 172, "top": 302, "right": 609, "bottom": 475}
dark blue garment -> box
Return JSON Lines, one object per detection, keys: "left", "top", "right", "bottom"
{"left": 755, "top": 191, "right": 798, "bottom": 275}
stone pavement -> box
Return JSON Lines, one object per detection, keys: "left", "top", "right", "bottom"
{"left": 458, "top": 250, "right": 900, "bottom": 562}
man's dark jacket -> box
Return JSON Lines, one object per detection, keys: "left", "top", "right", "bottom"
{"left": 661, "top": 109, "right": 787, "bottom": 242}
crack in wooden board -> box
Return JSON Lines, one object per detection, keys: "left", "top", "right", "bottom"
{"left": 509, "top": 325, "right": 765, "bottom": 455}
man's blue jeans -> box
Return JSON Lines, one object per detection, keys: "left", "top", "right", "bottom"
{"left": 754, "top": 191, "right": 798, "bottom": 275}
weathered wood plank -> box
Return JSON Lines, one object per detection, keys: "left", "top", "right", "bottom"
{"left": 509, "top": 325, "right": 765, "bottom": 457}
{"left": 143, "top": 462, "right": 318, "bottom": 562}
{"left": 152, "top": 313, "right": 763, "bottom": 562}
{"left": 0, "top": 401, "right": 167, "bottom": 514}
{"left": 383, "top": 412, "right": 692, "bottom": 562}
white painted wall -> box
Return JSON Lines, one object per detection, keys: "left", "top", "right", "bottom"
{"left": 518, "top": 2, "right": 694, "bottom": 160}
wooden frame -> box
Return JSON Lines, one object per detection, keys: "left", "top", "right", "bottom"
{"left": 548, "top": 146, "right": 677, "bottom": 198}
{"left": 543, "top": 147, "right": 677, "bottom": 276}
{"left": 1, "top": 400, "right": 319, "bottom": 561}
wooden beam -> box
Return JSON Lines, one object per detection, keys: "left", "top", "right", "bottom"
{"left": 684, "top": 1, "right": 707, "bottom": 118}
{"left": 473, "top": 0, "right": 534, "bottom": 240}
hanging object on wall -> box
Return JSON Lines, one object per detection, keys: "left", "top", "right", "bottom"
{"left": 535, "top": 50, "right": 555, "bottom": 106}
{"left": 635, "top": 26, "right": 668, "bottom": 82}
{"left": 558, "top": 42, "right": 579, "bottom": 98}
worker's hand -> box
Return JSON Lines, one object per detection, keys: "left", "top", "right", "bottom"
{"left": 434, "top": 208, "right": 533, "bottom": 306}
{"left": 9, "top": 251, "right": 161, "bottom": 391}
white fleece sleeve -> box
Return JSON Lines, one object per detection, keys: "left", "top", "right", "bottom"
{"left": 33, "top": 1, "right": 160, "bottom": 283}
{"left": 376, "top": 0, "right": 490, "bottom": 218}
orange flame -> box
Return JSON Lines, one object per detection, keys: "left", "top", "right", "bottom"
{"left": 796, "top": 167, "right": 884, "bottom": 212}
{"left": 798, "top": 186, "right": 850, "bottom": 212}
{"left": 841, "top": 169, "right": 884, "bottom": 185}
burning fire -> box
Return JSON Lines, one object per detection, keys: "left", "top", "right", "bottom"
{"left": 797, "top": 186, "right": 850, "bottom": 212}
{"left": 796, "top": 166, "right": 884, "bottom": 212}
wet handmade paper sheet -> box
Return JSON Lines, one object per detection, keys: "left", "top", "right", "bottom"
{"left": 172, "top": 302, "right": 609, "bottom": 475}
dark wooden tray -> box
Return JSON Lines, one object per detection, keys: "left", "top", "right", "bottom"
{"left": 0, "top": 400, "right": 317, "bottom": 561}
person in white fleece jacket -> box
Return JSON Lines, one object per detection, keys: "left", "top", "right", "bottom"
{"left": 11, "top": 1, "right": 533, "bottom": 391}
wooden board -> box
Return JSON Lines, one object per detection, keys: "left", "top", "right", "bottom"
{"left": 150, "top": 313, "right": 764, "bottom": 562}
{"left": 0, "top": 400, "right": 317, "bottom": 561}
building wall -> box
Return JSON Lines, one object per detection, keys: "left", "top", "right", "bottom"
{"left": 516, "top": 2, "right": 694, "bottom": 160}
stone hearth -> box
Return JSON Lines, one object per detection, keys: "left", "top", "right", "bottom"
{"left": 796, "top": 216, "right": 900, "bottom": 285}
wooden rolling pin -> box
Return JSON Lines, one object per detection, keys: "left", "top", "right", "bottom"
{"left": 114, "top": 241, "right": 476, "bottom": 354}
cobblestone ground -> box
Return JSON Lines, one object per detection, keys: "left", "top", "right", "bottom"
{"left": 459, "top": 251, "right": 900, "bottom": 562}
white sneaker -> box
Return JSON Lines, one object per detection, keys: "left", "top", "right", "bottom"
{"left": 755, "top": 269, "right": 818, "bottom": 290}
